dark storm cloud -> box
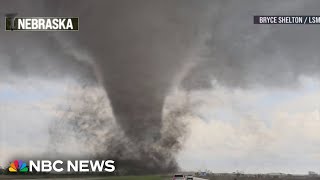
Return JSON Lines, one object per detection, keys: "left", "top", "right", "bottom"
{"left": 182, "top": 0, "right": 320, "bottom": 90}
{"left": 0, "top": 0, "right": 96, "bottom": 84}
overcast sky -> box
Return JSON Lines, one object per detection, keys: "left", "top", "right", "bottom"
{"left": 177, "top": 77, "right": 320, "bottom": 174}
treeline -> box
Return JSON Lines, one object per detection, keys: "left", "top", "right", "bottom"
{"left": 207, "top": 174, "right": 320, "bottom": 180}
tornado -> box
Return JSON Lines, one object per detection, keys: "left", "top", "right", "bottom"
{"left": 51, "top": 1, "right": 207, "bottom": 144}
{"left": 46, "top": 0, "right": 210, "bottom": 173}
{"left": 0, "top": 0, "right": 210, "bottom": 173}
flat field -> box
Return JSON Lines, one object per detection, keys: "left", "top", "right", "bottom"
{"left": 0, "top": 175, "right": 170, "bottom": 179}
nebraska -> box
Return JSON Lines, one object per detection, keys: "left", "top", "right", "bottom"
{"left": 17, "top": 18, "right": 74, "bottom": 30}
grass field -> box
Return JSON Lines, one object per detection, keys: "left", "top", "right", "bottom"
{"left": 100, "top": 175, "right": 169, "bottom": 180}
{"left": 93, "top": 175, "right": 169, "bottom": 180}
{"left": 0, "top": 175, "right": 171, "bottom": 179}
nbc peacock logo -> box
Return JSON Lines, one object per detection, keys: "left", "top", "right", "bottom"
{"left": 8, "top": 160, "right": 28, "bottom": 173}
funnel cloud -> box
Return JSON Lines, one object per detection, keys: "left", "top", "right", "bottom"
{"left": 2, "top": 0, "right": 320, "bottom": 174}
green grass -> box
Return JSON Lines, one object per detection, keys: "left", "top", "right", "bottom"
{"left": 99, "top": 176, "right": 169, "bottom": 180}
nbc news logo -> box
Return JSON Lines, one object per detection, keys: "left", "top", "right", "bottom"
{"left": 6, "top": 159, "right": 115, "bottom": 173}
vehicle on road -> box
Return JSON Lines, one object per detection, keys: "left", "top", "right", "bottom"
{"left": 186, "top": 175, "right": 193, "bottom": 180}
{"left": 172, "top": 174, "right": 185, "bottom": 180}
